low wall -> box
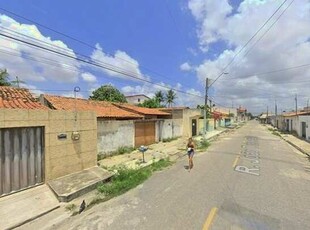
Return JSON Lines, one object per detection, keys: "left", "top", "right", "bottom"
{"left": 97, "top": 119, "right": 134, "bottom": 154}
{"left": 157, "top": 119, "right": 183, "bottom": 140}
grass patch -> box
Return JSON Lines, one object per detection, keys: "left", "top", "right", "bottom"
{"left": 272, "top": 131, "right": 281, "bottom": 137}
{"left": 70, "top": 159, "right": 173, "bottom": 216}
{"left": 196, "top": 138, "right": 211, "bottom": 151}
{"left": 97, "top": 158, "right": 172, "bottom": 197}
{"left": 162, "top": 137, "right": 179, "bottom": 143}
{"left": 267, "top": 127, "right": 281, "bottom": 137}
{"left": 97, "top": 146, "right": 136, "bottom": 161}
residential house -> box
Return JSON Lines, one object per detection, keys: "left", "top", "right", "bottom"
{"left": 0, "top": 87, "right": 98, "bottom": 197}
{"left": 160, "top": 107, "right": 202, "bottom": 137}
{"left": 213, "top": 106, "right": 237, "bottom": 127}
{"left": 237, "top": 106, "right": 248, "bottom": 121}
{"left": 41, "top": 95, "right": 147, "bottom": 153}
{"left": 42, "top": 96, "right": 172, "bottom": 152}
{"left": 125, "top": 94, "right": 150, "bottom": 105}
{"left": 113, "top": 103, "right": 174, "bottom": 145}
{"left": 281, "top": 110, "right": 310, "bottom": 140}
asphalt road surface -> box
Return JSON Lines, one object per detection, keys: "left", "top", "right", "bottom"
{"left": 49, "top": 121, "right": 310, "bottom": 230}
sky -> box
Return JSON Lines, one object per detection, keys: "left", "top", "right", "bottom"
{"left": 0, "top": 0, "right": 309, "bottom": 115}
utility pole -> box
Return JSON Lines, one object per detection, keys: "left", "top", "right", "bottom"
{"left": 203, "top": 78, "right": 209, "bottom": 135}
{"left": 275, "top": 100, "right": 278, "bottom": 128}
{"left": 295, "top": 94, "right": 298, "bottom": 115}
{"left": 266, "top": 105, "right": 269, "bottom": 124}
{"left": 307, "top": 98, "right": 309, "bottom": 112}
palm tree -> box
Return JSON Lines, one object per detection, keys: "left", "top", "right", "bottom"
{"left": 0, "top": 69, "right": 11, "bottom": 86}
{"left": 165, "top": 89, "right": 177, "bottom": 107}
{"left": 154, "top": 90, "right": 164, "bottom": 105}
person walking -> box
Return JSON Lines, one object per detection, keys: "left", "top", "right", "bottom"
{"left": 186, "top": 137, "right": 195, "bottom": 171}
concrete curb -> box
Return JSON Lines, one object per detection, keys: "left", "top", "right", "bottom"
{"left": 281, "top": 137, "right": 310, "bottom": 157}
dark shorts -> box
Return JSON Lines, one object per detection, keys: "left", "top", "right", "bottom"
{"left": 187, "top": 150, "right": 194, "bottom": 157}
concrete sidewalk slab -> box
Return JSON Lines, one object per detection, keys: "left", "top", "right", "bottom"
{"left": 280, "top": 134, "right": 310, "bottom": 157}
{"left": 99, "top": 128, "right": 229, "bottom": 170}
{"left": 48, "top": 166, "right": 113, "bottom": 202}
{"left": 0, "top": 184, "right": 59, "bottom": 230}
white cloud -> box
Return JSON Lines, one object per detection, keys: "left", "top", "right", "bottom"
{"left": 187, "top": 0, "right": 310, "bottom": 114}
{"left": 180, "top": 62, "right": 192, "bottom": 71}
{"left": 90, "top": 44, "right": 147, "bottom": 81}
{"left": 0, "top": 14, "right": 80, "bottom": 83}
{"left": 81, "top": 72, "right": 97, "bottom": 83}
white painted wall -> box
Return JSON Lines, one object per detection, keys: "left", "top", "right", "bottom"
{"left": 299, "top": 116, "right": 310, "bottom": 140}
{"left": 156, "top": 119, "right": 183, "bottom": 141}
{"left": 97, "top": 120, "right": 134, "bottom": 154}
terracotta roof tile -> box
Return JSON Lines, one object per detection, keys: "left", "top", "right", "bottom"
{"left": 43, "top": 95, "right": 143, "bottom": 119}
{"left": 0, "top": 86, "right": 47, "bottom": 109}
{"left": 283, "top": 111, "right": 310, "bottom": 117}
{"left": 113, "top": 103, "right": 170, "bottom": 116}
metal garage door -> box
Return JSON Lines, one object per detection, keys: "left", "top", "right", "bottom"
{"left": 0, "top": 127, "right": 44, "bottom": 196}
{"left": 135, "top": 121, "right": 155, "bottom": 147}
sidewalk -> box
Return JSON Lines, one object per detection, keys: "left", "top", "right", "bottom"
{"left": 99, "top": 127, "right": 229, "bottom": 170}
{"left": 266, "top": 125, "right": 310, "bottom": 157}
{"left": 280, "top": 133, "right": 310, "bottom": 157}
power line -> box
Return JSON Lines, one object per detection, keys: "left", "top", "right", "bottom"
{"left": 209, "top": 0, "right": 289, "bottom": 87}
{"left": 236, "top": 0, "right": 295, "bottom": 64}
{"left": 0, "top": 7, "right": 181, "bottom": 84}
{"left": 0, "top": 23, "right": 197, "bottom": 96}
{"left": 227, "top": 63, "right": 310, "bottom": 80}
{"left": 0, "top": 33, "right": 205, "bottom": 99}
{"left": 0, "top": 26, "right": 158, "bottom": 80}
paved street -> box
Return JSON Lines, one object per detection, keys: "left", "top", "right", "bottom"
{"left": 41, "top": 121, "right": 310, "bottom": 229}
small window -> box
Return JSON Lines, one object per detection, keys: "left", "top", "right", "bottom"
{"left": 138, "top": 98, "right": 140, "bottom": 102}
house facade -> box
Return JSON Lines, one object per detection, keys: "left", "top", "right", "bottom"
{"left": 125, "top": 94, "right": 150, "bottom": 105}
{"left": 0, "top": 87, "right": 97, "bottom": 197}
{"left": 237, "top": 106, "right": 248, "bottom": 121}
{"left": 160, "top": 107, "right": 202, "bottom": 138}
{"left": 42, "top": 95, "right": 174, "bottom": 152}
{"left": 275, "top": 110, "right": 310, "bottom": 141}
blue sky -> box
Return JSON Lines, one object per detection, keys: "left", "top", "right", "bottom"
{"left": 0, "top": 0, "right": 309, "bottom": 114}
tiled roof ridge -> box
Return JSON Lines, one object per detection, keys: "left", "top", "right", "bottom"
{"left": 113, "top": 102, "right": 170, "bottom": 115}
{"left": 44, "top": 94, "right": 113, "bottom": 104}
{"left": 43, "top": 94, "right": 143, "bottom": 118}
{"left": 0, "top": 86, "right": 47, "bottom": 109}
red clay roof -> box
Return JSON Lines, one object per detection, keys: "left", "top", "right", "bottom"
{"left": 0, "top": 86, "right": 47, "bottom": 109}
{"left": 43, "top": 95, "right": 143, "bottom": 119}
{"left": 113, "top": 103, "right": 170, "bottom": 116}
{"left": 283, "top": 111, "right": 310, "bottom": 117}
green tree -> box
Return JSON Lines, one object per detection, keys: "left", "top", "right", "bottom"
{"left": 138, "top": 98, "right": 162, "bottom": 108}
{"left": 89, "top": 85, "right": 127, "bottom": 103}
{"left": 165, "top": 89, "right": 176, "bottom": 107}
{"left": 0, "top": 69, "right": 11, "bottom": 86}
{"left": 154, "top": 90, "right": 164, "bottom": 105}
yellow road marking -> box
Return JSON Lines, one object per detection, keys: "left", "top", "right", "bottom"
{"left": 202, "top": 207, "right": 218, "bottom": 230}
{"left": 232, "top": 155, "right": 240, "bottom": 168}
